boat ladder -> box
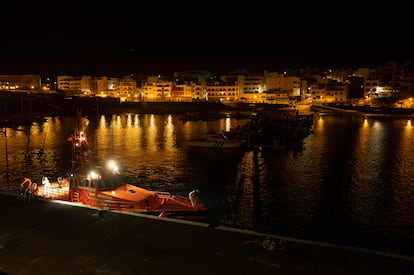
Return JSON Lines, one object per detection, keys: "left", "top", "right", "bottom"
{"left": 71, "top": 191, "right": 80, "bottom": 202}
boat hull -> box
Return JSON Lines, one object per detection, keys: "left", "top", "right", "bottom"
{"left": 31, "top": 181, "right": 208, "bottom": 221}
{"left": 27, "top": 119, "right": 208, "bottom": 222}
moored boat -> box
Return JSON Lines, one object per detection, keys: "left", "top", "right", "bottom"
{"left": 187, "top": 131, "right": 246, "bottom": 149}
{"left": 25, "top": 121, "right": 208, "bottom": 221}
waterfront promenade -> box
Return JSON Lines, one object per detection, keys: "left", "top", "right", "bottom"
{"left": 1, "top": 191, "right": 413, "bottom": 275}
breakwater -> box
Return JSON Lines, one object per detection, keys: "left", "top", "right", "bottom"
{"left": 0, "top": 92, "right": 234, "bottom": 126}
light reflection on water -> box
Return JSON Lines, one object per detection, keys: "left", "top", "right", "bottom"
{"left": 1, "top": 113, "right": 414, "bottom": 256}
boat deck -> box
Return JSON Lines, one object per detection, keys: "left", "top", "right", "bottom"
{"left": 33, "top": 182, "right": 71, "bottom": 200}
{"left": 1, "top": 191, "right": 413, "bottom": 275}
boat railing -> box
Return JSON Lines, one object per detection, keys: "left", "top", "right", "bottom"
{"left": 155, "top": 191, "right": 174, "bottom": 197}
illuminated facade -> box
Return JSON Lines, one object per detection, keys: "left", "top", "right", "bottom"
{"left": 308, "top": 81, "right": 349, "bottom": 103}
{"left": 115, "top": 75, "right": 139, "bottom": 102}
{"left": 0, "top": 74, "right": 41, "bottom": 91}
{"left": 142, "top": 79, "right": 173, "bottom": 101}
{"left": 0, "top": 59, "right": 412, "bottom": 106}
{"left": 57, "top": 75, "right": 92, "bottom": 96}
{"left": 206, "top": 80, "right": 239, "bottom": 103}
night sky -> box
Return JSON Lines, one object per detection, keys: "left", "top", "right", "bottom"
{"left": 1, "top": 4, "right": 412, "bottom": 77}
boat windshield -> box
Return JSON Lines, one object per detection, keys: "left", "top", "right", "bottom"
{"left": 76, "top": 169, "right": 125, "bottom": 190}
{"left": 96, "top": 173, "right": 124, "bottom": 190}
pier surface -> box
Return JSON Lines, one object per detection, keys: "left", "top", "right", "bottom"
{"left": 0, "top": 192, "right": 413, "bottom": 275}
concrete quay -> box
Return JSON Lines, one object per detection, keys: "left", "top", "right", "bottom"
{"left": 0, "top": 192, "right": 413, "bottom": 275}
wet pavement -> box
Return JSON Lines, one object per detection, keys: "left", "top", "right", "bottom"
{"left": 0, "top": 191, "right": 413, "bottom": 275}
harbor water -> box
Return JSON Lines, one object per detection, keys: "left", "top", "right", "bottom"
{"left": 1, "top": 113, "right": 414, "bottom": 257}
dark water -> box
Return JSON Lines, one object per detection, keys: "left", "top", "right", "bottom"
{"left": 1, "top": 113, "right": 414, "bottom": 257}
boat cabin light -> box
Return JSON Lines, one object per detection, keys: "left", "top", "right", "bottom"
{"left": 79, "top": 132, "right": 86, "bottom": 142}
{"left": 89, "top": 171, "right": 101, "bottom": 179}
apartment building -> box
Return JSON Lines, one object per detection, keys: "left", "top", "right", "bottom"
{"left": 0, "top": 74, "right": 42, "bottom": 92}
{"left": 205, "top": 79, "right": 239, "bottom": 103}
{"left": 57, "top": 75, "right": 92, "bottom": 96}
{"left": 115, "top": 75, "right": 139, "bottom": 102}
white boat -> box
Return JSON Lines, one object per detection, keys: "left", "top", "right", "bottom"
{"left": 187, "top": 132, "right": 245, "bottom": 149}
